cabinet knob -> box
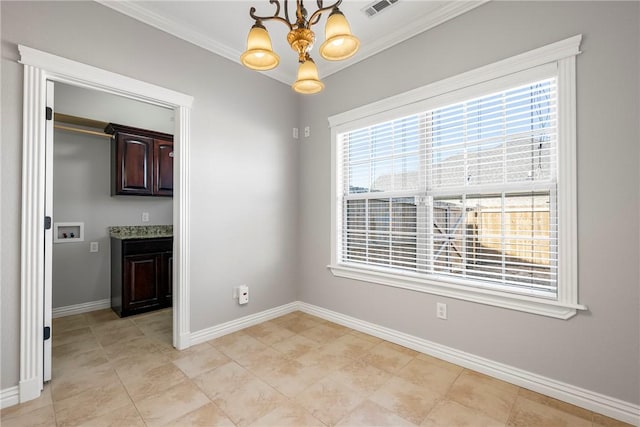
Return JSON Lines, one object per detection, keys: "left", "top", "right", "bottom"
{"left": 168, "top": 152, "right": 174, "bottom": 158}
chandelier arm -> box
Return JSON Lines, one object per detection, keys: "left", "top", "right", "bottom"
{"left": 307, "top": 0, "right": 342, "bottom": 27}
{"left": 249, "top": 3, "right": 294, "bottom": 30}
{"left": 284, "top": 0, "right": 290, "bottom": 25}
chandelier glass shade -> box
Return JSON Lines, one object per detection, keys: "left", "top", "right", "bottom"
{"left": 241, "top": 0, "right": 359, "bottom": 94}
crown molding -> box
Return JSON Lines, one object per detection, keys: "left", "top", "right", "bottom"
{"left": 321, "top": 0, "right": 489, "bottom": 78}
{"left": 96, "top": 0, "right": 487, "bottom": 86}
{"left": 95, "top": 0, "right": 292, "bottom": 85}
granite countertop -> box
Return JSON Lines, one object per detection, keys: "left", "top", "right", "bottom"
{"left": 109, "top": 225, "right": 173, "bottom": 240}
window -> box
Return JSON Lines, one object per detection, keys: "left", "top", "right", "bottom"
{"left": 329, "top": 36, "right": 585, "bottom": 319}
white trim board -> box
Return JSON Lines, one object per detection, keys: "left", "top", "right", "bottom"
{"left": 1, "top": 387, "right": 19, "bottom": 410}
{"left": 190, "top": 302, "right": 299, "bottom": 345}
{"left": 297, "top": 302, "right": 640, "bottom": 426}
{"left": 51, "top": 299, "right": 111, "bottom": 319}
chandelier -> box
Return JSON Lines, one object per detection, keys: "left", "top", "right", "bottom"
{"left": 241, "top": 0, "right": 360, "bottom": 94}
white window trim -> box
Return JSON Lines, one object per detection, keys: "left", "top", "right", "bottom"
{"left": 328, "top": 35, "right": 586, "bottom": 319}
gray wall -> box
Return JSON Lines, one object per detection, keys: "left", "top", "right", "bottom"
{"left": 298, "top": 1, "right": 639, "bottom": 405}
{"left": 1, "top": 1, "right": 299, "bottom": 389}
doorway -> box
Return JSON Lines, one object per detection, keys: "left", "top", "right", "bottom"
{"left": 18, "top": 45, "right": 193, "bottom": 403}
{"left": 48, "top": 82, "right": 175, "bottom": 380}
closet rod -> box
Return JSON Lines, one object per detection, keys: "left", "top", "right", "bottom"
{"left": 54, "top": 124, "right": 111, "bottom": 138}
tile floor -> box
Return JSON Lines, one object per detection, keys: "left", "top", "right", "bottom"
{"left": 0, "top": 309, "right": 632, "bottom": 427}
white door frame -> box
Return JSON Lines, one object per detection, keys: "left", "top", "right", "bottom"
{"left": 18, "top": 45, "right": 193, "bottom": 403}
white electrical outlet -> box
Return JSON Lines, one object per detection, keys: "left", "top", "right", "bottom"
{"left": 89, "top": 242, "right": 99, "bottom": 253}
{"left": 142, "top": 212, "right": 150, "bottom": 222}
{"left": 238, "top": 285, "right": 249, "bottom": 305}
{"left": 304, "top": 126, "right": 310, "bottom": 137}
{"left": 436, "top": 302, "right": 447, "bottom": 320}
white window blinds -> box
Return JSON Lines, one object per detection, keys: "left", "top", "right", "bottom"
{"left": 338, "top": 78, "right": 558, "bottom": 298}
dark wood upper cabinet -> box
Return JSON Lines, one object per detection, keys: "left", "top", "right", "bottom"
{"left": 154, "top": 139, "right": 174, "bottom": 196}
{"left": 106, "top": 123, "right": 174, "bottom": 197}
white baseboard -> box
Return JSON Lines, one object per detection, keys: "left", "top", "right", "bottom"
{"left": 1, "top": 386, "right": 19, "bottom": 409}
{"left": 190, "top": 302, "right": 299, "bottom": 345}
{"left": 297, "top": 302, "right": 640, "bottom": 426}
{"left": 52, "top": 299, "right": 111, "bottom": 318}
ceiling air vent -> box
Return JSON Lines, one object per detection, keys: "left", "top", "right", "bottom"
{"left": 363, "top": 0, "right": 399, "bottom": 18}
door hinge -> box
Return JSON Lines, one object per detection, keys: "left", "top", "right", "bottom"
{"left": 44, "top": 326, "right": 51, "bottom": 341}
{"left": 44, "top": 216, "right": 52, "bottom": 230}
{"left": 45, "top": 107, "right": 53, "bottom": 121}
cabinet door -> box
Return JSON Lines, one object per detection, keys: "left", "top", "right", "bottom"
{"left": 154, "top": 139, "right": 174, "bottom": 196}
{"left": 115, "top": 133, "right": 153, "bottom": 195}
{"left": 123, "top": 254, "right": 162, "bottom": 312}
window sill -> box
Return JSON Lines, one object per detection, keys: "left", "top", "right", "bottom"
{"left": 327, "top": 263, "right": 587, "bottom": 319}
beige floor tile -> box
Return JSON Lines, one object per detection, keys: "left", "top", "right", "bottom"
{"left": 52, "top": 314, "right": 88, "bottom": 333}
{"left": 369, "top": 376, "right": 441, "bottom": 425}
{"left": 507, "top": 395, "right": 591, "bottom": 427}
{"left": 172, "top": 345, "right": 230, "bottom": 378}
{"left": 135, "top": 379, "right": 210, "bottom": 427}
{"left": 248, "top": 401, "right": 324, "bottom": 427}
{"left": 72, "top": 401, "right": 145, "bottom": 427}
{"left": 88, "top": 317, "right": 136, "bottom": 334}
{"left": 94, "top": 323, "right": 144, "bottom": 347}
{"left": 84, "top": 309, "right": 119, "bottom": 324}
{"left": 52, "top": 327, "right": 94, "bottom": 348}
{"left": 396, "top": 357, "right": 462, "bottom": 395}
{"left": 253, "top": 358, "right": 326, "bottom": 398}
{"left": 336, "top": 399, "right": 416, "bottom": 427}
{"left": 348, "top": 329, "right": 384, "bottom": 344}
{"left": 295, "top": 377, "right": 366, "bottom": 426}
{"left": 447, "top": 370, "right": 519, "bottom": 424}
{"left": 213, "top": 375, "right": 287, "bottom": 427}
{"left": 51, "top": 363, "right": 121, "bottom": 402}
{"left": 299, "top": 323, "right": 348, "bottom": 344}
{"left": 163, "top": 402, "right": 235, "bottom": 426}
{"left": 53, "top": 348, "right": 110, "bottom": 378}
{"left": 119, "top": 362, "right": 188, "bottom": 401}
{"left": 295, "top": 343, "right": 353, "bottom": 372}
{"left": 422, "top": 399, "right": 506, "bottom": 427}
{"left": 113, "top": 350, "right": 172, "bottom": 379}
{"left": 244, "top": 320, "right": 296, "bottom": 345}
{"left": 517, "top": 388, "right": 593, "bottom": 422}
{"left": 51, "top": 335, "right": 101, "bottom": 358}
{"left": 0, "top": 404, "right": 56, "bottom": 427}
{"left": 275, "top": 315, "right": 323, "bottom": 334}
{"left": 102, "top": 336, "right": 164, "bottom": 363}
{"left": 193, "top": 361, "right": 255, "bottom": 401}
{"left": 329, "top": 359, "right": 392, "bottom": 395}
{"left": 53, "top": 381, "right": 133, "bottom": 427}
{"left": 271, "top": 333, "right": 318, "bottom": 359}
{"left": 320, "top": 333, "right": 378, "bottom": 359}
{"left": 361, "top": 341, "right": 415, "bottom": 374}
{"left": 235, "top": 346, "right": 289, "bottom": 373}
{"left": 211, "top": 331, "right": 270, "bottom": 360}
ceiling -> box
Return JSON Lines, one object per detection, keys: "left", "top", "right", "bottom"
{"left": 97, "top": 0, "right": 487, "bottom": 86}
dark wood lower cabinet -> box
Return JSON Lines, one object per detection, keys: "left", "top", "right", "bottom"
{"left": 111, "top": 237, "right": 173, "bottom": 317}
